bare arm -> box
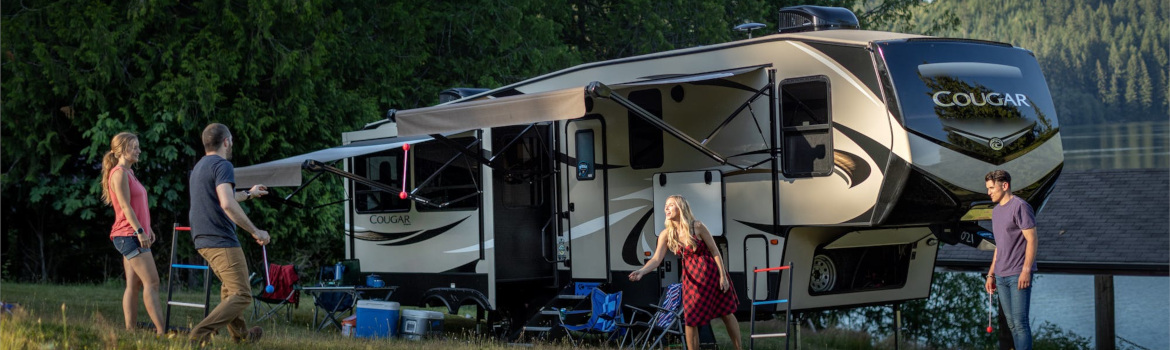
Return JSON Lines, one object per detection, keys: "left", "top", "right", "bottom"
{"left": 1018, "top": 227, "right": 1038, "bottom": 289}
{"left": 629, "top": 230, "right": 670, "bottom": 281}
{"left": 985, "top": 248, "right": 998, "bottom": 294}
{"left": 695, "top": 222, "right": 731, "bottom": 291}
{"left": 216, "top": 183, "right": 270, "bottom": 245}
{"left": 111, "top": 168, "right": 152, "bottom": 246}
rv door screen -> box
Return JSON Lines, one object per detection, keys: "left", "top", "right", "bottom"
{"left": 780, "top": 76, "right": 833, "bottom": 177}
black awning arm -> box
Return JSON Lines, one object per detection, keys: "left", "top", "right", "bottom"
{"left": 586, "top": 81, "right": 745, "bottom": 170}
{"left": 283, "top": 170, "right": 327, "bottom": 201}
{"left": 486, "top": 123, "right": 539, "bottom": 166}
{"left": 430, "top": 134, "right": 493, "bottom": 168}
{"left": 412, "top": 142, "right": 482, "bottom": 195}
{"left": 302, "top": 159, "right": 442, "bottom": 208}
{"left": 700, "top": 84, "right": 772, "bottom": 146}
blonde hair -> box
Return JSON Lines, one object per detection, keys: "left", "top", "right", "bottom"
{"left": 664, "top": 195, "right": 697, "bottom": 253}
{"left": 100, "top": 132, "right": 138, "bottom": 205}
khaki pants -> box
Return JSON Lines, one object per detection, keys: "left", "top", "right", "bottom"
{"left": 190, "top": 247, "right": 252, "bottom": 341}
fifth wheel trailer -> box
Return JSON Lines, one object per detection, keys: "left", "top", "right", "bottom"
{"left": 235, "top": 5, "right": 1062, "bottom": 332}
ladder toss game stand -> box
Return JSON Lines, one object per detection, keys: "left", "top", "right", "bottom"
{"left": 164, "top": 224, "right": 213, "bottom": 333}
{"left": 749, "top": 263, "right": 794, "bottom": 350}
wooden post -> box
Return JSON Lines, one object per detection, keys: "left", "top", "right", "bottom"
{"left": 1095, "top": 275, "right": 1116, "bottom": 350}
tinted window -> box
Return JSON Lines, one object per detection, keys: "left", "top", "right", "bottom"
{"left": 781, "top": 76, "right": 833, "bottom": 177}
{"left": 576, "top": 130, "right": 595, "bottom": 180}
{"left": 353, "top": 149, "right": 410, "bottom": 213}
{"left": 627, "top": 89, "right": 664, "bottom": 169}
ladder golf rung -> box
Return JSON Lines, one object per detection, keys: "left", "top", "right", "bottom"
{"left": 172, "top": 264, "right": 209, "bottom": 270}
{"left": 753, "top": 265, "right": 791, "bottom": 273}
{"left": 168, "top": 301, "right": 207, "bottom": 309}
{"left": 751, "top": 333, "right": 788, "bottom": 339}
{"left": 752, "top": 299, "right": 788, "bottom": 306}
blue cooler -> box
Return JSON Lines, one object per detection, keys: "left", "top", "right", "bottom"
{"left": 355, "top": 300, "right": 400, "bottom": 338}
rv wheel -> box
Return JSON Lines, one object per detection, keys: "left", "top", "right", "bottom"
{"left": 809, "top": 254, "right": 838, "bottom": 293}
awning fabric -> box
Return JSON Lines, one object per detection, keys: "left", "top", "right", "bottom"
{"left": 235, "top": 135, "right": 431, "bottom": 188}
{"left": 395, "top": 65, "right": 768, "bottom": 137}
{"left": 397, "top": 87, "right": 587, "bottom": 137}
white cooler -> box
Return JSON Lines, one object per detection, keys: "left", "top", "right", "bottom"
{"left": 400, "top": 309, "right": 444, "bottom": 340}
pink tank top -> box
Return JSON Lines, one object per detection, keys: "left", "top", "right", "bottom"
{"left": 108, "top": 166, "right": 151, "bottom": 239}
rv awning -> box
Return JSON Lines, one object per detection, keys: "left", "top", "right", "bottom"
{"left": 235, "top": 135, "right": 432, "bottom": 188}
{"left": 396, "top": 65, "right": 770, "bottom": 137}
{"left": 397, "top": 87, "right": 587, "bottom": 137}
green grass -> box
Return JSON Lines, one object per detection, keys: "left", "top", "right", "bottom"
{"left": 1, "top": 281, "right": 888, "bottom": 349}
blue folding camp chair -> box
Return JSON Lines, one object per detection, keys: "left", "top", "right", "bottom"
{"left": 620, "top": 283, "right": 684, "bottom": 349}
{"left": 556, "top": 287, "right": 625, "bottom": 345}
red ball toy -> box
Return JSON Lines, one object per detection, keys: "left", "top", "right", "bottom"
{"left": 399, "top": 191, "right": 408, "bottom": 200}
{"left": 403, "top": 144, "right": 410, "bottom": 151}
{"left": 986, "top": 326, "right": 993, "bottom": 333}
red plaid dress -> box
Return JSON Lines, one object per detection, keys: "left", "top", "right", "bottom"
{"left": 679, "top": 228, "right": 738, "bottom": 326}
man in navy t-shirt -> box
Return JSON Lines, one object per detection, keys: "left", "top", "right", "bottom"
{"left": 983, "top": 169, "right": 1038, "bottom": 350}
{"left": 188, "top": 123, "right": 271, "bottom": 345}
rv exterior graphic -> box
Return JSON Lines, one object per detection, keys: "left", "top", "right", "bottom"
{"left": 236, "top": 6, "right": 1062, "bottom": 332}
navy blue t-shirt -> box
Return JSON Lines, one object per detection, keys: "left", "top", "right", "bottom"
{"left": 189, "top": 155, "right": 240, "bottom": 249}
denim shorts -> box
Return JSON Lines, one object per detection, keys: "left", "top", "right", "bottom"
{"left": 113, "top": 236, "right": 151, "bottom": 260}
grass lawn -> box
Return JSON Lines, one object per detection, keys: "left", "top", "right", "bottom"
{"left": 1, "top": 281, "right": 884, "bottom": 349}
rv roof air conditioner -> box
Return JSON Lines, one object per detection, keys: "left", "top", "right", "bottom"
{"left": 440, "top": 87, "right": 490, "bottom": 104}
{"left": 777, "top": 5, "right": 859, "bottom": 34}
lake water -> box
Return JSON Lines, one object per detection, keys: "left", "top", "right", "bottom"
{"left": 1030, "top": 274, "right": 1169, "bottom": 349}
{"left": 1061, "top": 121, "right": 1169, "bottom": 171}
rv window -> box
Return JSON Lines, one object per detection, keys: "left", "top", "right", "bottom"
{"left": 415, "top": 137, "right": 481, "bottom": 211}
{"left": 780, "top": 76, "right": 833, "bottom": 177}
{"left": 498, "top": 130, "right": 550, "bottom": 208}
{"left": 576, "top": 130, "right": 595, "bottom": 180}
{"left": 627, "top": 89, "right": 664, "bottom": 169}
{"left": 353, "top": 149, "right": 410, "bottom": 213}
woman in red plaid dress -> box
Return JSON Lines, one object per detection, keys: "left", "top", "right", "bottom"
{"left": 629, "top": 195, "right": 742, "bottom": 350}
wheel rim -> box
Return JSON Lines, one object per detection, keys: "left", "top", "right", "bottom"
{"left": 810, "top": 254, "right": 837, "bottom": 292}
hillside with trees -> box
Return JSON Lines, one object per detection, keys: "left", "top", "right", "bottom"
{"left": 892, "top": 0, "right": 1168, "bottom": 126}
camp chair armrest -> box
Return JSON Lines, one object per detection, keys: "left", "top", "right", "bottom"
{"left": 648, "top": 303, "right": 670, "bottom": 312}
{"left": 622, "top": 305, "right": 652, "bottom": 324}
{"left": 623, "top": 304, "right": 650, "bottom": 315}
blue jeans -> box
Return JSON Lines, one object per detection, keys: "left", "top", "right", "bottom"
{"left": 996, "top": 275, "right": 1032, "bottom": 350}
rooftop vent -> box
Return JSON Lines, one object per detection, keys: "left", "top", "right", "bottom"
{"left": 777, "top": 5, "right": 859, "bottom": 34}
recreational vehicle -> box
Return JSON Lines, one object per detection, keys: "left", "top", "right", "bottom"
{"left": 236, "top": 5, "right": 1063, "bottom": 334}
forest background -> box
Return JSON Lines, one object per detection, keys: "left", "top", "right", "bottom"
{"left": 2, "top": 0, "right": 1165, "bottom": 287}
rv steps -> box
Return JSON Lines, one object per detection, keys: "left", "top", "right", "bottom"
{"left": 512, "top": 282, "right": 600, "bottom": 345}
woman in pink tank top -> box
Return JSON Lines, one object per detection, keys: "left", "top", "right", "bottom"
{"left": 101, "top": 132, "right": 164, "bottom": 335}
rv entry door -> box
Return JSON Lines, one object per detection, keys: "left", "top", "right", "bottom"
{"left": 653, "top": 171, "right": 726, "bottom": 287}
{"left": 564, "top": 118, "right": 610, "bottom": 280}
{"left": 490, "top": 125, "right": 556, "bottom": 282}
